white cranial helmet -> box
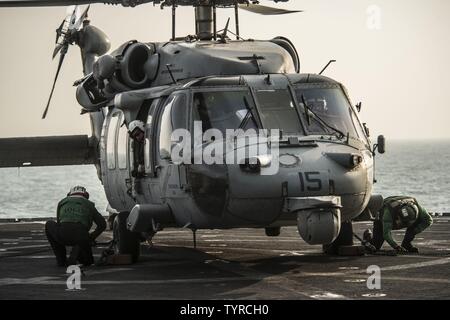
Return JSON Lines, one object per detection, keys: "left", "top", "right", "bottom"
{"left": 129, "top": 120, "right": 145, "bottom": 135}
{"left": 68, "top": 186, "right": 89, "bottom": 199}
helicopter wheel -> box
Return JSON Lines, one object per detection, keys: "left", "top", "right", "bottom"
{"left": 113, "top": 212, "right": 141, "bottom": 263}
{"left": 108, "top": 213, "right": 117, "bottom": 231}
{"left": 322, "top": 221, "right": 354, "bottom": 255}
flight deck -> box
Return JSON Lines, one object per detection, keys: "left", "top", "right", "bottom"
{"left": 0, "top": 218, "right": 449, "bottom": 300}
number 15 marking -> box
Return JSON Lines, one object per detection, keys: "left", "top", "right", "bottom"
{"left": 299, "top": 172, "right": 322, "bottom": 192}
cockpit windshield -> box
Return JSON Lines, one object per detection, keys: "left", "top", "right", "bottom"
{"left": 294, "top": 84, "right": 360, "bottom": 139}
{"left": 254, "top": 89, "right": 304, "bottom": 135}
{"left": 191, "top": 84, "right": 365, "bottom": 142}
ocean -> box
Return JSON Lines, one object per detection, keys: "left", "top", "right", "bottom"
{"left": 372, "top": 140, "right": 450, "bottom": 213}
{"left": 0, "top": 140, "right": 449, "bottom": 218}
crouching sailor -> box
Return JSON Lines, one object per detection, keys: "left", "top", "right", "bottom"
{"left": 45, "top": 186, "right": 106, "bottom": 267}
{"left": 364, "top": 196, "right": 433, "bottom": 254}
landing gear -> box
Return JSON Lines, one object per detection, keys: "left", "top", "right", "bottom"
{"left": 265, "top": 227, "right": 281, "bottom": 237}
{"left": 108, "top": 213, "right": 117, "bottom": 231}
{"left": 113, "top": 212, "right": 141, "bottom": 263}
{"left": 322, "top": 221, "right": 355, "bottom": 255}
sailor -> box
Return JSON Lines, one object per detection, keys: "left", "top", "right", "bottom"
{"left": 128, "top": 120, "right": 146, "bottom": 178}
{"left": 364, "top": 196, "right": 433, "bottom": 253}
{"left": 45, "top": 186, "right": 106, "bottom": 267}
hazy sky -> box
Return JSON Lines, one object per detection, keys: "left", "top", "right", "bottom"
{"left": 0, "top": 0, "right": 449, "bottom": 140}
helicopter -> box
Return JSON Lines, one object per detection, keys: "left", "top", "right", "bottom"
{"left": 0, "top": 0, "right": 386, "bottom": 262}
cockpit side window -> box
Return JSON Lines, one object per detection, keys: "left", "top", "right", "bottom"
{"left": 158, "top": 94, "right": 187, "bottom": 160}
{"left": 351, "top": 109, "right": 368, "bottom": 142}
{"left": 192, "top": 90, "right": 257, "bottom": 135}
{"left": 294, "top": 85, "right": 360, "bottom": 139}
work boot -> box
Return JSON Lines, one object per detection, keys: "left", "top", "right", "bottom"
{"left": 401, "top": 241, "right": 419, "bottom": 253}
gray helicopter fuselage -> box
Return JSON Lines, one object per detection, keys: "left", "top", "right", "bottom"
{"left": 71, "top": 33, "right": 376, "bottom": 244}
{"left": 98, "top": 72, "right": 373, "bottom": 231}
{"left": 0, "top": 1, "right": 380, "bottom": 247}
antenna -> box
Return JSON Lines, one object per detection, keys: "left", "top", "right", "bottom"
{"left": 165, "top": 64, "right": 177, "bottom": 84}
{"left": 319, "top": 59, "right": 336, "bottom": 75}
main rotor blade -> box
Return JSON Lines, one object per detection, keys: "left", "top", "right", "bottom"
{"left": 67, "top": 4, "right": 79, "bottom": 29}
{"left": 55, "top": 18, "right": 65, "bottom": 43}
{"left": 0, "top": 0, "right": 153, "bottom": 7}
{"left": 52, "top": 43, "right": 63, "bottom": 59}
{"left": 0, "top": 0, "right": 95, "bottom": 6}
{"left": 72, "top": 4, "right": 90, "bottom": 30}
{"left": 238, "top": 3, "right": 302, "bottom": 15}
{"left": 42, "top": 47, "right": 66, "bottom": 119}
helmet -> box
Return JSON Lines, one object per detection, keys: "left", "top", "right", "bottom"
{"left": 68, "top": 186, "right": 89, "bottom": 199}
{"left": 399, "top": 203, "right": 419, "bottom": 227}
{"left": 363, "top": 229, "right": 373, "bottom": 242}
{"left": 129, "top": 120, "right": 145, "bottom": 137}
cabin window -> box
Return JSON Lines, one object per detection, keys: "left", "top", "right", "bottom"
{"left": 144, "top": 112, "right": 153, "bottom": 171}
{"left": 117, "top": 121, "right": 128, "bottom": 170}
{"left": 144, "top": 100, "right": 158, "bottom": 173}
{"left": 159, "top": 94, "right": 187, "bottom": 160}
{"left": 107, "top": 112, "right": 120, "bottom": 169}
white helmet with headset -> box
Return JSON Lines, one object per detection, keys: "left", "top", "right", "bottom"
{"left": 68, "top": 186, "right": 89, "bottom": 199}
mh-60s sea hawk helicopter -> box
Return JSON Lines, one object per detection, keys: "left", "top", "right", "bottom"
{"left": 0, "top": 0, "right": 386, "bottom": 262}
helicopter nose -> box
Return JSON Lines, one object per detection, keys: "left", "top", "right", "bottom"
{"left": 225, "top": 141, "right": 372, "bottom": 224}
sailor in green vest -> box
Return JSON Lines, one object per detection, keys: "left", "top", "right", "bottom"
{"left": 364, "top": 196, "right": 433, "bottom": 253}
{"left": 45, "top": 186, "right": 106, "bottom": 267}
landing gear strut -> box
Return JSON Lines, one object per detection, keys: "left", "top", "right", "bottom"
{"left": 323, "top": 221, "right": 364, "bottom": 255}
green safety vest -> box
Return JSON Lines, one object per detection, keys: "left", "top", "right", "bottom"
{"left": 57, "top": 196, "right": 97, "bottom": 230}
{"left": 377, "top": 196, "right": 433, "bottom": 248}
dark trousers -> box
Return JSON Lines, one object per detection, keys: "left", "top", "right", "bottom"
{"left": 370, "top": 219, "right": 418, "bottom": 250}
{"left": 45, "top": 221, "right": 93, "bottom": 267}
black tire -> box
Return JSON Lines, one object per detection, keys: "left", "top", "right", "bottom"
{"left": 323, "top": 221, "right": 354, "bottom": 255}
{"left": 113, "top": 212, "right": 141, "bottom": 263}
{"left": 108, "top": 213, "right": 117, "bottom": 231}
{"left": 265, "top": 227, "right": 281, "bottom": 237}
